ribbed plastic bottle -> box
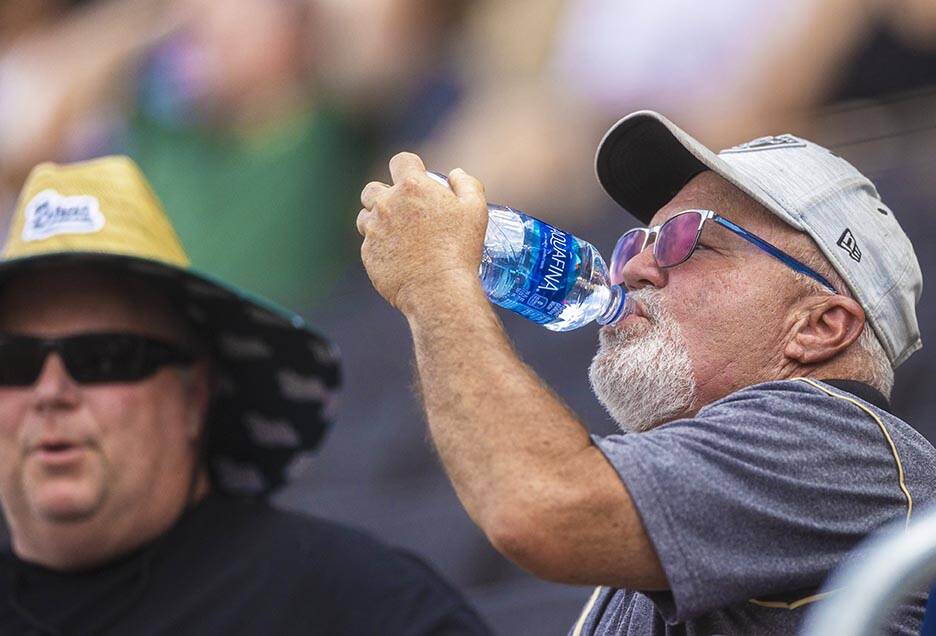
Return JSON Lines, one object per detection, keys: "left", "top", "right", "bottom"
{"left": 427, "top": 172, "right": 631, "bottom": 331}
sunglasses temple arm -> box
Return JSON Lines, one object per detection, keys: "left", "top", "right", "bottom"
{"left": 713, "top": 216, "right": 838, "bottom": 293}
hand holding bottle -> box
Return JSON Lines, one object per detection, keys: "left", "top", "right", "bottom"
{"left": 359, "top": 152, "right": 631, "bottom": 330}
{"left": 357, "top": 153, "right": 489, "bottom": 316}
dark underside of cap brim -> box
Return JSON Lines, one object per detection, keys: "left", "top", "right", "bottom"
{"left": 0, "top": 252, "right": 341, "bottom": 497}
{"left": 597, "top": 115, "right": 709, "bottom": 224}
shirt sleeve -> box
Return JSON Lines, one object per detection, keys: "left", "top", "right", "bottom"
{"left": 593, "top": 380, "right": 913, "bottom": 622}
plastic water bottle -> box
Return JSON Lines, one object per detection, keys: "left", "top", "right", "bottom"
{"left": 427, "top": 172, "right": 632, "bottom": 331}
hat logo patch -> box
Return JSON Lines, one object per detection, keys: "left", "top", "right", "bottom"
{"left": 22, "top": 189, "right": 105, "bottom": 242}
{"left": 837, "top": 229, "right": 862, "bottom": 262}
{"left": 720, "top": 134, "right": 807, "bottom": 154}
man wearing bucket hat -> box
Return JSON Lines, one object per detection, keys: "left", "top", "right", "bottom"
{"left": 356, "top": 111, "right": 936, "bottom": 634}
{"left": 0, "top": 157, "right": 489, "bottom": 634}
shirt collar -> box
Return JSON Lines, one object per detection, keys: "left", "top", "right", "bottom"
{"left": 821, "top": 379, "right": 891, "bottom": 413}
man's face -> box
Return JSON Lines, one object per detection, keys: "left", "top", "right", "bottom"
{"left": 0, "top": 267, "right": 208, "bottom": 533}
{"left": 590, "top": 171, "right": 810, "bottom": 431}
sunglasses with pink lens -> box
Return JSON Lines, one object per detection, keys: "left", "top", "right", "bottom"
{"left": 609, "top": 209, "right": 837, "bottom": 293}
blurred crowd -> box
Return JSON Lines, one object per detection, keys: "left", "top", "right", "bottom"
{"left": 2, "top": 0, "right": 935, "bottom": 632}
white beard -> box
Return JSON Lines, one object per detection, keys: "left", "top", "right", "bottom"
{"left": 588, "top": 288, "right": 697, "bottom": 433}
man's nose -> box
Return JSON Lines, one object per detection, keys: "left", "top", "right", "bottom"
{"left": 618, "top": 245, "right": 668, "bottom": 291}
{"left": 32, "top": 353, "right": 80, "bottom": 410}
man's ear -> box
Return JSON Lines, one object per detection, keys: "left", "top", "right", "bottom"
{"left": 184, "top": 358, "right": 215, "bottom": 441}
{"left": 784, "top": 295, "right": 865, "bottom": 365}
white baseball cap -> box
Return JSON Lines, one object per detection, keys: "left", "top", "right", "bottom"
{"left": 595, "top": 110, "right": 922, "bottom": 368}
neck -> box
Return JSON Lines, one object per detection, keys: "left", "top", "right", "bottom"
{"left": 7, "top": 471, "right": 210, "bottom": 571}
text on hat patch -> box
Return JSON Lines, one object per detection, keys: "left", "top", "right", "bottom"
{"left": 22, "top": 189, "right": 106, "bottom": 242}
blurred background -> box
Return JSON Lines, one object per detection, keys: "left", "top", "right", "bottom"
{"left": 1, "top": 0, "right": 934, "bottom": 632}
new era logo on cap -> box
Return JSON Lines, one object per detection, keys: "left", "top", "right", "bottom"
{"left": 22, "top": 189, "right": 105, "bottom": 242}
{"left": 837, "top": 229, "right": 862, "bottom": 263}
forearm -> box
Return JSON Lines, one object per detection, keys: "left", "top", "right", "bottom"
{"left": 405, "top": 276, "right": 594, "bottom": 531}
{"left": 358, "top": 157, "right": 664, "bottom": 586}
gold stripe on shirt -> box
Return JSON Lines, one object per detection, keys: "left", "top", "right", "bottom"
{"left": 795, "top": 377, "right": 912, "bottom": 526}
{"left": 749, "top": 377, "right": 913, "bottom": 610}
{"left": 571, "top": 586, "right": 604, "bottom": 636}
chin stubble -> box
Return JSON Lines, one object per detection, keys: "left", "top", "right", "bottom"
{"left": 588, "top": 289, "right": 697, "bottom": 433}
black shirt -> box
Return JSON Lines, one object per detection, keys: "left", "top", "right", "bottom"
{"left": 0, "top": 495, "right": 491, "bottom": 635}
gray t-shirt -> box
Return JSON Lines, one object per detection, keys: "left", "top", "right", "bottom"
{"left": 570, "top": 378, "right": 936, "bottom": 635}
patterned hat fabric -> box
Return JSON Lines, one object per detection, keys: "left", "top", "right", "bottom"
{"left": 2, "top": 156, "right": 341, "bottom": 496}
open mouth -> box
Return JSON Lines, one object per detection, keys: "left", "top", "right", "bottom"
{"left": 41, "top": 442, "right": 74, "bottom": 452}
{"left": 32, "top": 440, "right": 88, "bottom": 463}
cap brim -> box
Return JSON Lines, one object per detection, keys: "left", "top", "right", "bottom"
{"left": 595, "top": 111, "right": 733, "bottom": 223}
{"left": 0, "top": 252, "right": 341, "bottom": 497}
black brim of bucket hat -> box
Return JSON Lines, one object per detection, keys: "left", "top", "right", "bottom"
{"left": 595, "top": 111, "right": 710, "bottom": 224}
{"left": 0, "top": 252, "right": 341, "bottom": 497}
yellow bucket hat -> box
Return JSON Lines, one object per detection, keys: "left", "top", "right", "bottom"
{"left": 2, "top": 156, "right": 341, "bottom": 497}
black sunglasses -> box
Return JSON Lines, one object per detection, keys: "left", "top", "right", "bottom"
{"left": 0, "top": 332, "right": 195, "bottom": 387}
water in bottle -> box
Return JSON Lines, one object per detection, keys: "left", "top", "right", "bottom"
{"left": 427, "top": 172, "right": 632, "bottom": 331}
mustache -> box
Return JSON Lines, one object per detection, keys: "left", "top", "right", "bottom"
{"left": 627, "top": 287, "right": 668, "bottom": 321}
{"left": 600, "top": 288, "right": 669, "bottom": 345}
